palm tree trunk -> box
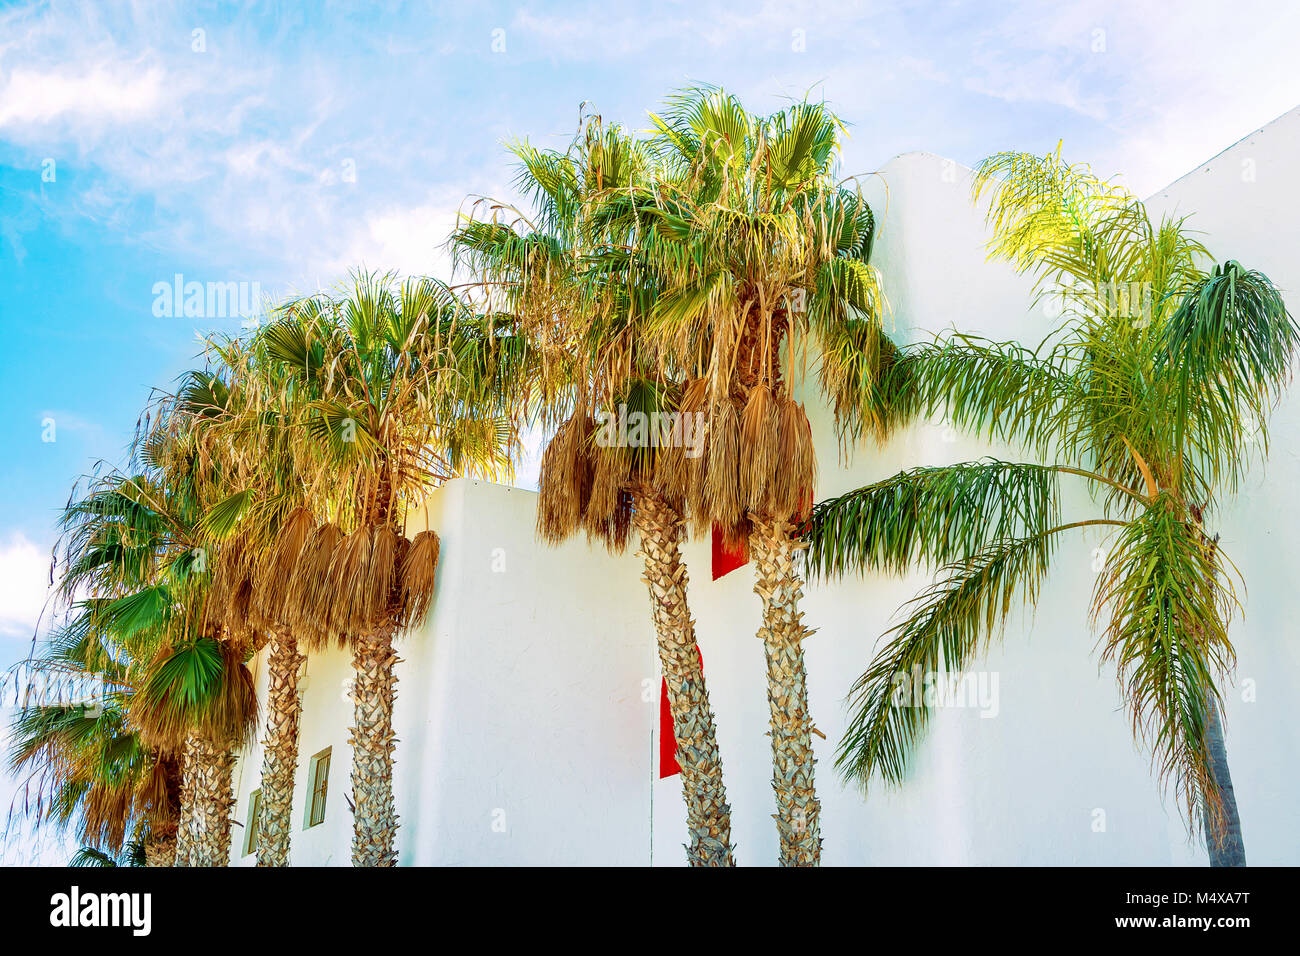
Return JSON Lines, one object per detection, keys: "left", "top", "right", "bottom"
{"left": 144, "top": 822, "right": 177, "bottom": 867}
{"left": 257, "top": 630, "right": 305, "bottom": 867}
{"left": 173, "top": 733, "right": 198, "bottom": 867}
{"left": 750, "top": 513, "right": 821, "bottom": 866}
{"left": 632, "top": 488, "right": 735, "bottom": 867}
{"left": 350, "top": 629, "right": 399, "bottom": 867}
{"left": 186, "top": 735, "right": 236, "bottom": 867}
{"left": 1202, "top": 691, "right": 1246, "bottom": 866}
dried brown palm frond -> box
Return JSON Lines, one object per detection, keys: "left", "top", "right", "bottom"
{"left": 687, "top": 419, "right": 711, "bottom": 530}
{"left": 366, "top": 524, "right": 398, "bottom": 625}
{"left": 740, "top": 383, "right": 776, "bottom": 510}
{"left": 323, "top": 528, "right": 376, "bottom": 641}
{"left": 203, "top": 528, "right": 261, "bottom": 635}
{"left": 537, "top": 411, "right": 595, "bottom": 544}
{"left": 397, "top": 529, "right": 440, "bottom": 628}
{"left": 678, "top": 377, "right": 709, "bottom": 416}
{"left": 136, "top": 750, "right": 175, "bottom": 821}
{"left": 703, "top": 399, "right": 742, "bottom": 534}
{"left": 288, "top": 522, "right": 345, "bottom": 647}
{"left": 225, "top": 576, "right": 257, "bottom": 638}
{"left": 585, "top": 477, "right": 636, "bottom": 553}
{"left": 255, "top": 506, "right": 317, "bottom": 626}
{"left": 583, "top": 488, "right": 635, "bottom": 551}
{"left": 766, "top": 397, "right": 817, "bottom": 521}
{"left": 652, "top": 440, "right": 690, "bottom": 501}
{"left": 586, "top": 443, "right": 631, "bottom": 533}
{"left": 81, "top": 781, "right": 135, "bottom": 854}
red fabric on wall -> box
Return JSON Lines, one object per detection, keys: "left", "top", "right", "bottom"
{"left": 711, "top": 523, "right": 748, "bottom": 580}
{"left": 659, "top": 650, "right": 703, "bottom": 779}
{"left": 659, "top": 675, "right": 680, "bottom": 778}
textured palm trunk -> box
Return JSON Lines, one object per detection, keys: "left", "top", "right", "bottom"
{"left": 750, "top": 513, "right": 821, "bottom": 866}
{"left": 172, "top": 733, "right": 198, "bottom": 867}
{"left": 350, "top": 629, "right": 399, "bottom": 867}
{"left": 1202, "top": 691, "right": 1246, "bottom": 866}
{"left": 186, "top": 735, "right": 236, "bottom": 867}
{"left": 257, "top": 631, "right": 305, "bottom": 867}
{"left": 144, "top": 823, "right": 177, "bottom": 867}
{"left": 632, "top": 488, "right": 735, "bottom": 867}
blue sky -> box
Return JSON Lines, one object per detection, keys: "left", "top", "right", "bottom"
{"left": 3, "top": 0, "right": 1300, "bottom": 860}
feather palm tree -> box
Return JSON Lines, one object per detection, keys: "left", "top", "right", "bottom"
{"left": 805, "top": 146, "right": 1298, "bottom": 866}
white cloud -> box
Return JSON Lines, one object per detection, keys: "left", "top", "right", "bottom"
{"left": 322, "top": 186, "right": 509, "bottom": 285}
{"left": 0, "top": 63, "right": 165, "bottom": 129}
{"left": 3, "top": 0, "right": 1300, "bottom": 293}
{"left": 0, "top": 532, "right": 52, "bottom": 639}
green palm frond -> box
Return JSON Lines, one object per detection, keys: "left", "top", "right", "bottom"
{"left": 1159, "top": 261, "right": 1299, "bottom": 494}
{"left": 196, "top": 489, "right": 255, "bottom": 541}
{"left": 69, "top": 846, "right": 118, "bottom": 867}
{"left": 101, "top": 586, "right": 172, "bottom": 642}
{"left": 894, "top": 334, "right": 1085, "bottom": 463}
{"left": 837, "top": 526, "right": 1068, "bottom": 786}
{"left": 807, "top": 460, "right": 1061, "bottom": 578}
{"left": 1092, "top": 495, "right": 1238, "bottom": 819}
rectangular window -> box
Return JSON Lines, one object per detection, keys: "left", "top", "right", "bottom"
{"left": 243, "top": 789, "right": 261, "bottom": 857}
{"left": 305, "top": 747, "right": 331, "bottom": 829}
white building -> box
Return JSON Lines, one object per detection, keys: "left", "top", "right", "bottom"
{"left": 227, "top": 109, "right": 1300, "bottom": 866}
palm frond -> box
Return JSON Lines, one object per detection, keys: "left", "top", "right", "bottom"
{"left": 807, "top": 460, "right": 1061, "bottom": 579}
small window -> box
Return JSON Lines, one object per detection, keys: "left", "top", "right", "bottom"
{"left": 243, "top": 789, "right": 262, "bottom": 856}
{"left": 305, "top": 748, "right": 331, "bottom": 829}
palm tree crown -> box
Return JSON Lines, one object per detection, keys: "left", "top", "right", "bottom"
{"left": 807, "top": 146, "right": 1298, "bottom": 856}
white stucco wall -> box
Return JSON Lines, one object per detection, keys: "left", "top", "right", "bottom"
{"left": 228, "top": 111, "right": 1300, "bottom": 866}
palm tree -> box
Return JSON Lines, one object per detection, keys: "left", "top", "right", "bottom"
{"left": 9, "top": 445, "right": 256, "bottom": 868}
{"left": 133, "top": 634, "right": 257, "bottom": 866}
{"left": 452, "top": 116, "right": 739, "bottom": 865}
{"left": 7, "top": 664, "right": 181, "bottom": 867}
{"left": 618, "top": 87, "right": 891, "bottom": 865}
{"left": 805, "top": 146, "right": 1298, "bottom": 866}
{"left": 177, "top": 350, "right": 317, "bottom": 867}
{"left": 134, "top": 380, "right": 268, "bottom": 868}
{"left": 261, "top": 273, "right": 520, "bottom": 866}
{"left": 78, "top": 412, "right": 260, "bottom": 867}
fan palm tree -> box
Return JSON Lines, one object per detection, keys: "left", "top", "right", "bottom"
{"left": 7, "top": 659, "right": 181, "bottom": 867}
{"left": 132, "top": 381, "right": 267, "bottom": 868}
{"left": 132, "top": 632, "right": 258, "bottom": 867}
{"left": 805, "top": 146, "right": 1298, "bottom": 866}
{"left": 260, "top": 273, "right": 521, "bottom": 866}
{"left": 9, "top": 441, "right": 256, "bottom": 867}
{"left": 175, "top": 348, "right": 319, "bottom": 867}
{"left": 452, "top": 116, "right": 739, "bottom": 865}
{"left": 615, "top": 87, "right": 891, "bottom": 865}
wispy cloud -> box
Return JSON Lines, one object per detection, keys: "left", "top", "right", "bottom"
{"left": 5, "top": 0, "right": 1300, "bottom": 292}
{"left": 0, "top": 531, "right": 51, "bottom": 640}
{"left": 0, "top": 63, "right": 166, "bottom": 128}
